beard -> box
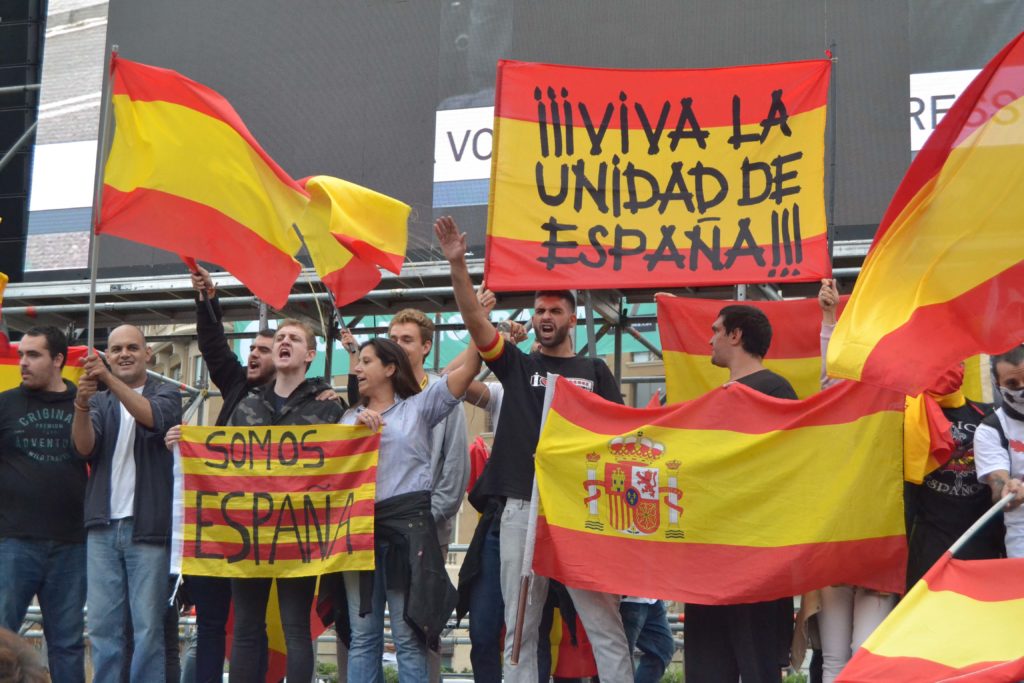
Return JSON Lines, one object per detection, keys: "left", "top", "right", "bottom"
{"left": 538, "top": 323, "right": 570, "bottom": 348}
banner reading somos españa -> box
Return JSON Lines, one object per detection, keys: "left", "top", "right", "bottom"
{"left": 173, "top": 424, "right": 379, "bottom": 578}
{"left": 487, "top": 58, "right": 831, "bottom": 291}
{"left": 534, "top": 376, "right": 906, "bottom": 604}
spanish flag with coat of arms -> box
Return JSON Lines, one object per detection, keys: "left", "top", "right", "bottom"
{"left": 533, "top": 375, "right": 907, "bottom": 604}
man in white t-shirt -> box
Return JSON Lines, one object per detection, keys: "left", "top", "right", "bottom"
{"left": 974, "top": 345, "right": 1024, "bottom": 557}
{"left": 72, "top": 325, "right": 181, "bottom": 682}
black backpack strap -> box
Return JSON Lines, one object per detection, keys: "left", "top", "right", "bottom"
{"left": 981, "top": 411, "right": 1010, "bottom": 450}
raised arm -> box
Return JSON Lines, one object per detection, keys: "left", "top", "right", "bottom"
{"left": 72, "top": 376, "right": 98, "bottom": 457}
{"left": 82, "top": 354, "right": 156, "bottom": 428}
{"left": 435, "top": 216, "right": 497, "bottom": 349}
{"left": 446, "top": 341, "right": 483, "bottom": 399}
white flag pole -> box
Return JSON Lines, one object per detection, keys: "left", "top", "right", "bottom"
{"left": 86, "top": 44, "right": 118, "bottom": 352}
{"left": 948, "top": 492, "right": 1015, "bottom": 557}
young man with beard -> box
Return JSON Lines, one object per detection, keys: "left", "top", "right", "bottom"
{"left": 435, "top": 216, "right": 634, "bottom": 683}
{"left": 226, "top": 319, "right": 344, "bottom": 683}
{"left": 72, "top": 324, "right": 182, "bottom": 683}
{"left": 684, "top": 303, "right": 797, "bottom": 683}
{"left": 975, "top": 345, "right": 1024, "bottom": 558}
{"left": 0, "top": 327, "right": 87, "bottom": 683}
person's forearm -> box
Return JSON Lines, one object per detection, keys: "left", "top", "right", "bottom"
{"left": 105, "top": 374, "right": 155, "bottom": 428}
{"left": 449, "top": 257, "right": 495, "bottom": 348}
{"left": 987, "top": 470, "right": 1011, "bottom": 501}
{"left": 72, "top": 409, "right": 95, "bottom": 457}
{"left": 448, "top": 343, "right": 482, "bottom": 398}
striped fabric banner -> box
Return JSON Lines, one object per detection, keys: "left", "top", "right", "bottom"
{"left": 174, "top": 424, "right": 378, "bottom": 578}
{"left": 297, "top": 175, "right": 410, "bottom": 307}
{"left": 0, "top": 345, "right": 88, "bottom": 391}
{"left": 657, "top": 294, "right": 848, "bottom": 402}
{"left": 100, "top": 56, "right": 307, "bottom": 308}
{"left": 534, "top": 375, "right": 907, "bottom": 604}
{"left": 839, "top": 553, "right": 1024, "bottom": 681}
{"left": 827, "top": 31, "right": 1024, "bottom": 395}
{"left": 486, "top": 58, "right": 831, "bottom": 291}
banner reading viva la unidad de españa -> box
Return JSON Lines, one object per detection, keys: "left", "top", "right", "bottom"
{"left": 173, "top": 424, "right": 379, "bottom": 578}
{"left": 486, "top": 58, "right": 832, "bottom": 291}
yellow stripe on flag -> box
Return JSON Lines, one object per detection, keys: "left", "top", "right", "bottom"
{"left": 104, "top": 96, "right": 307, "bottom": 256}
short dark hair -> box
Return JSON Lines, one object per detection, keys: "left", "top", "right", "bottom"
{"left": 718, "top": 305, "right": 772, "bottom": 358}
{"left": 22, "top": 326, "right": 68, "bottom": 369}
{"left": 993, "top": 344, "right": 1024, "bottom": 369}
{"left": 535, "top": 290, "right": 576, "bottom": 310}
{"left": 358, "top": 338, "right": 422, "bottom": 404}
{"left": 256, "top": 327, "right": 275, "bottom": 339}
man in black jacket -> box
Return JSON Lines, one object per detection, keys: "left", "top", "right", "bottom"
{"left": 72, "top": 324, "right": 182, "bottom": 683}
{"left": 0, "top": 326, "right": 87, "bottom": 683}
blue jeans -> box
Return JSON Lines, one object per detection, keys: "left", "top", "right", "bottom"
{"left": 86, "top": 520, "right": 170, "bottom": 683}
{"left": 344, "top": 542, "right": 427, "bottom": 683}
{"left": 467, "top": 513, "right": 503, "bottom": 682}
{"left": 621, "top": 600, "right": 674, "bottom": 683}
{"left": 0, "top": 538, "right": 86, "bottom": 683}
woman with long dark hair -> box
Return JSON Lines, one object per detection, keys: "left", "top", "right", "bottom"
{"left": 341, "top": 337, "right": 480, "bottom": 682}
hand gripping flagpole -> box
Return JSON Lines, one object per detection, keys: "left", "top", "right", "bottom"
{"left": 511, "top": 372, "right": 559, "bottom": 664}
{"left": 948, "top": 491, "right": 1016, "bottom": 556}
{"left": 86, "top": 45, "right": 118, "bottom": 353}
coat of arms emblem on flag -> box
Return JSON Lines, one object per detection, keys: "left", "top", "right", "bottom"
{"left": 582, "top": 432, "right": 684, "bottom": 538}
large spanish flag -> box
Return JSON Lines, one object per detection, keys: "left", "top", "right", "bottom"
{"left": 657, "top": 294, "right": 848, "bottom": 402}
{"left": 175, "top": 424, "right": 378, "bottom": 578}
{"left": 0, "top": 345, "right": 88, "bottom": 392}
{"left": 99, "top": 56, "right": 307, "bottom": 308}
{"left": 838, "top": 554, "right": 1024, "bottom": 682}
{"left": 534, "top": 375, "right": 906, "bottom": 604}
{"left": 296, "top": 175, "right": 409, "bottom": 307}
{"left": 827, "top": 32, "right": 1024, "bottom": 395}
{"left": 487, "top": 58, "right": 831, "bottom": 291}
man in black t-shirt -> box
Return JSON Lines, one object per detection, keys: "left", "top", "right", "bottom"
{"left": 436, "top": 216, "right": 634, "bottom": 683}
{"left": 0, "top": 326, "right": 87, "bottom": 683}
{"left": 682, "top": 303, "right": 797, "bottom": 683}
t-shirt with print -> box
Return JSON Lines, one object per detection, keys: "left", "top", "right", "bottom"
{"left": 906, "top": 400, "right": 1002, "bottom": 585}
{"left": 479, "top": 334, "right": 622, "bottom": 501}
{"left": 974, "top": 408, "right": 1024, "bottom": 557}
{"left": 0, "top": 381, "right": 87, "bottom": 542}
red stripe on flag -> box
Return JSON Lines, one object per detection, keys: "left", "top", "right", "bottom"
{"left": 658, "top": 295, "right": 848, "bottom": 359}
{"left": 839, "top": 652, "right": 1024, "bottom": 682}
{"left": 99, "top": 186, "right": 300, "bottom": 308}
{"left": 534, "top": 518, "right": 906, "bottom": 605}
{"left": 922, "top": 556, "right": 1024, "bottom": 602}
{"left": 858, "top": 260, "right": 1024, "bottom": 395}
{"left": 494, "top": 58, "right": 830, "bottom": 128}
{"left": 321, "top": 258, "right": 383, "bottom": 308}
{"left": 111, "top": 57, "right": 307, "bottom": 196}
{"left": 484, "top": 233, "right": 831, "bottom": 292}
{"left": 184, "top": 469, "right": 376, "bottom": 494}
{"left": 548, "top": 376, "right": 903, "bottom": 437}
{"left": 181, "top": 533, "right": 375, "bottom": 561}
{"left": 875, "top": 34, "right": 1024, "bottom": 243}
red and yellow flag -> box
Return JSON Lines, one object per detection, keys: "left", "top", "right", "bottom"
{"left": 657, "top": 294, "right": 847, "bottom": 402}
{"left": 297, "top": 175, "right": 409, "bottom": 307}
{"left": 100, "top": 56, "right": 307, "bottom": 308}
{"left": 174, "top": 424, "right": 378, "bottom": 578}
{"left": 839, "top": 554, "right": 1024, "bottom": 682}
{"left": 487, "top": 58, "right": 831, "bottom": 291}
{"left": 0, "top": 345, "right": 88, "bottom": 392}
{"left": 534, "top": 376, "right": 907, "bottom": 604}
{"left": 827, "top": 32, "right": 1024, "bottom": 395}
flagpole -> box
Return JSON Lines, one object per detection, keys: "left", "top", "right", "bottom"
{"left": 948, "top": 492, "right": 1015, "bottom": 556}
{"left": 86, "top": 45, "right": 118, "bottom": 352}
{"left": 511, "top": 372, "right": 558, "bottom": 664}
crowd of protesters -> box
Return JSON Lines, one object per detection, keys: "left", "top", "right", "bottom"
{"left": 0, "top": 215, "right": 1022, "bottom": 683}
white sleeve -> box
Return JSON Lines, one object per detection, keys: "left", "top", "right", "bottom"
{"left": 973, "top": 421, "right": 1010, "bottom": 482}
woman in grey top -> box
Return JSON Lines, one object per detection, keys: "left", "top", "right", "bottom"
{"left": 339, "top": 338, "right": 480, "bottom": 682}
